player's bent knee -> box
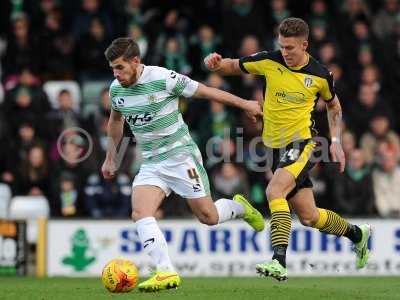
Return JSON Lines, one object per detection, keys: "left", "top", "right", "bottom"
{"left": 197, "top": 211, "right": 218, "bottom": 226}
{"left": 298, "top": 213, "right": 319, "bottom": 227}
{"left": 299, "top": 217, "right": 314, "bottom": 227}
{"left": 199, "top": 216, "right": 218, "bottom": 226}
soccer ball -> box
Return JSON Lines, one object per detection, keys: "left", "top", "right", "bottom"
{"left": 101, "top": 258, "right": 139, "bottom": 293}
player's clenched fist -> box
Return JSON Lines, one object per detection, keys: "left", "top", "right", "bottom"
{"left": 102, "top": 158, "right": 117, "bottom": 180}
{"left": 244, "top": 100, "right": 263, "bottom": 123}
{"left": 204, "top": 52, "right": 222, "bottom": 71}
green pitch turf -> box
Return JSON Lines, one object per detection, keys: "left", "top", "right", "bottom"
{"left": 0, "top": 277, "right": 399, "bottom": 300}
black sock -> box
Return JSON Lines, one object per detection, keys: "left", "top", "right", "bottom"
{"left": 272, "top": 245, "right": 287, "bottom": 267}
{"left": 344, "top": 224, "right": 362, "bottom": 244}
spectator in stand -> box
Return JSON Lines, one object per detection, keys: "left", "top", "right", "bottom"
{"left": 86, "top": 87, "right": 110, "bottom": 133}
{"left": 2, "top": 68, "right": 50, "bottom": 136}
{"left": 3, "top": 87, "right": 41, "bottom": 136}
{"left": 327, "top": 62, "right": 352, "bottom": 111}
{"left": 46, "top": 89, "right": 83, "bottom": 142}
{"left": 72, "top": 0, "right": 112, "bottom": 40}
{"left": 318, "top": 41, "right": 339, "bottom": 65}
{"left": 40, "top": 8, "right": 75, "bottom": 80}
{"left": 372, "top": 0, "right": 399, "bottom": 40}
{"left": 308, "top": 20, "right": 330, "bottom": 58}
{"left": 84, "top": 173, "right": 131, "bottom": 218}
{"left": 382, "top": 14, "right": 400, "bottom": 118}
{"left": 15, "top": 145, "right": 54, "bottom": 202}
{"left": 307, "top": 0, "right": 333, "bottom": 28}
{"left": 127, "top": 23, "right": 148, "bottom": 61}
{"left": 222, "top": 0, "right": 266, "bottom": 57}
{"left": 337, "top": 0, "right": 371, "bottom": 37}
{"left": 76, "top": 17, "right": 111, "bottom": 80}
{"left": 115, "top": 0, "right": 157, "bottom": 36}
{"left": 309, "top": 163, "right": 335, "bottom": 211}
{"left": 55, "top": 135, "right": 93, "bottom": 216}
{"left": 159, "top": 37, "right": 191, "bottom": 75}
{"left": 152, "top": 10, "right": 188, "bottom": 65}
{"left": 9, "top": 121, "right": 46, "bottom": 169}
{"left": 372, "top": 145, "right": 400, "bottom": 217}
{"left": 360, "top": 115, "right": 400, "bottom": 164}
{"left": 342, "top": 130, "right": 357, "bottom": 160}
{"left": 349, "top": 84, "right": 392, "bottom": 138}
{"left": 57, "top": 171, "right": 79, "bottom": 217}
{"left": 2, "top": 13, "right": 41, "bottom": 80}
{"left": 0, "top": 109, "right": 13, "bottom": 188}
{"left": 333, "top": 148, "right": 375, "bottom": 216}
{"left": 230, "top": 35, "right": 263, "bottom": 99}
{"left": 24, "top": 0, "right": 59, "bottom": 32}
{"left": 360, "top": 64, "right": 381, "bottom": 92}
{"left": 196, "top": 74, "right": 235, "bottom": 156}
{"left": 189, "top": 25, "right": 222, "bottom": 80}
{"left": 211, "top": 162, "right": 250, "bottom": 200}
{"left": 269, "top": 0, "right": 290, "bottom": 28}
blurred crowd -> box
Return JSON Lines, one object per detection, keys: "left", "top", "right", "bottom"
{"left": 0, "top": 0, "right": 399, "bottom": 219}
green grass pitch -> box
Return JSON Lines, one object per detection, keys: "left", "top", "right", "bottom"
{"left": 0, "top": 277, "right": 399, "bottom": 300}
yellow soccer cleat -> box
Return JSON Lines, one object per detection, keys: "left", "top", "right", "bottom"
{"left": 233, "top": 194, "right": 265, "bottom": 232}
{"left": 138, "top": 271, "right": 181, "bottom": 292}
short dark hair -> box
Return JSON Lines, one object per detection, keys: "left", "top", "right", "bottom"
{"left": 104, "top": 38, "right": 140, "bottom": 62}
{"left": 278, "top": 17, "right": 309, "bottom": 39}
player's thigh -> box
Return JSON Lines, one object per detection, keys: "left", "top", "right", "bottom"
{"left": 131, "top": 185, "right": 166, "bottom": 221}
{"left": 266, "top": 167, "right": 296, "bottom": 200}
{"left": 288, "top": 188, "right": 319, "bottom": 226}
{"left": 159, "top": 151, "right": 210, "bottom": 199}
{"left": 186, "top": 196, "right": 218, "bottom": 225}
{"left": 268, "top": 140, "right": 317, "bottom": 200}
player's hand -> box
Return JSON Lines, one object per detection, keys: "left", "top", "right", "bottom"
{"left": 204, "top": 52, "right": 222, "bottom": 71}
{"left": 102, "top": 158, "right": 117, "bottom": 180}
{"left": 330, "top": 141, "right": 345, "bottom": 173}
{"left": 244, "top": 100, "right": 263, "bottom": 123}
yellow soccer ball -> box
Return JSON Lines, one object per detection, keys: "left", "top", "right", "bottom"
{"left": 101, "top": 258, "right": 139, "bottom": 293}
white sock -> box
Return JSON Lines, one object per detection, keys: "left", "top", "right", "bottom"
{"left": 215, "top": 198, "right": 245, "bottom": 223}
{"left": 135, "top": 217, "right": 175, "bottom": 272}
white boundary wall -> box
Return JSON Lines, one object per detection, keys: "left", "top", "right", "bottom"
{"left": 47, "top": 219, "right": 400, "bottom": 277}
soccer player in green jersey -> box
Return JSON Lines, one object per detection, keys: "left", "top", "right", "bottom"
{"left": 102, "top": 38, "right": 265, "bottom": 292}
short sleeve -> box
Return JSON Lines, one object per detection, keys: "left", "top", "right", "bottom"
{"left": 239, "top": 51, "right": 269, "bottom": 75}
{"left": 320, "top": 71, "right": 336, "bottom": 102}
{"left": 165, "top": 70, "right": 199, "bottom": 98}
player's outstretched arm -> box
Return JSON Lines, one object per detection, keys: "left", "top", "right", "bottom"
{"left": 326, "top": 96, "right": 345, "bottom": 173}
{"left": 102, "top": 109, "right": 124, "bottom": 179}
{"left": 204, "top": 52, "right": 243, "bottom": 75}
{"left": 193, "top": 82, "right": 262, "bottom": 122}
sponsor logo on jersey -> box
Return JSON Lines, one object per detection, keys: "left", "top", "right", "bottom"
{"left": 275, "top": 90, "right": 306, "bottom": 104}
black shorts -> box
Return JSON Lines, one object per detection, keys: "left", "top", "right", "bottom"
{"left": 268, "top": 139, "right": 319, "bottom": 199}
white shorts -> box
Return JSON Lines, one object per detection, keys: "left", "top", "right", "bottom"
{"left": 132, "top": 149, "right": 210, "bottom": 198}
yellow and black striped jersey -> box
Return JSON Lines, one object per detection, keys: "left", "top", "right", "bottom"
{"left": 239, "top": 50, "right": 335, "bottom": 148}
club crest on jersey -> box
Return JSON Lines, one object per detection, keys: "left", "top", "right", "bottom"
{"left": 304, "top": 77, "right": 313, "bottom": 87}
{"left": 148, "top": 94, "right": 157, "bottom": 103}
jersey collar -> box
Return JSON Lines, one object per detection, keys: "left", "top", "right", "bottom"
{"left": 288, "top": 53, "right": 310, "bottom": 71}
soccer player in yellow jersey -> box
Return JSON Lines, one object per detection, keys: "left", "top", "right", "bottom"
{"left": 205, "top": 17, "right": 371, "bottom": 280}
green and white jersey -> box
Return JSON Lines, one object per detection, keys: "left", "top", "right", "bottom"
{"left": 109, "top": 65, "right": 199, "bottom": 163}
